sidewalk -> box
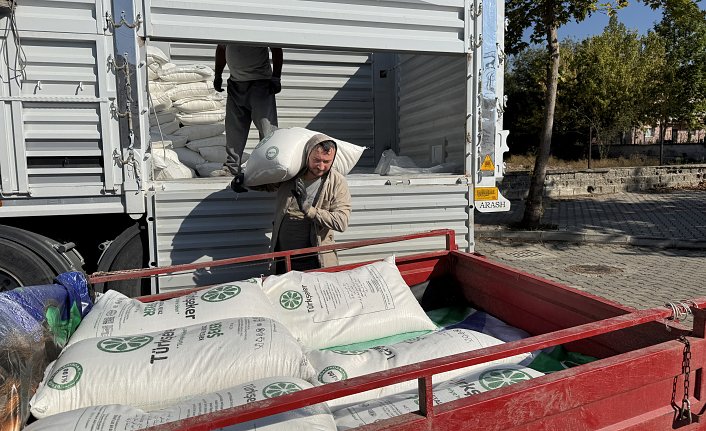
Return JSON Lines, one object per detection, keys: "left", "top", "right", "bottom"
{"left": 474, "top": 190, "right": 706, "bottom": 249}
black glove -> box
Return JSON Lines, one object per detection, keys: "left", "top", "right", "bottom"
{"left": 269, "top": 76, "right": 281, "bottom": 95}
{"left": 213, "top": 75, "right": 224, "bottom": 92}
{"left": 291, "top": 178, "right": 311, "bottom": 214}
{"left": 230, "top": 173, "right": 248, "bottom": 194}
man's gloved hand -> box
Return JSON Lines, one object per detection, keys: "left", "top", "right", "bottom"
{"left": 230, "top": 173, "right": 248, "bottom": 194}
{"left": 291, "top": 178, "right": 311, "bottom": 214}
{"left": 269, "top": 76, "right": 282, "bottom": 95}
{"left": 213, "top": 75, "right": 224, "bottom": 93}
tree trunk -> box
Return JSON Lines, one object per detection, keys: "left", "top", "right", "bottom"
{"left": 521, "top": 23, "right": 560, "bottom": 228}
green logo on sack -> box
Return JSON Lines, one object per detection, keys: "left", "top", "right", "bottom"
{"left": 97, "top": 335, "right": 153, "bottom": 353}
{"left": 262, "top": 381, "right": 303, "bottom": 398}
{"left": 255, "top": 133, "right": 273, "bottom": 149}
{"left": 478, "top": 368, "right": 533, "bottom": 390}
{"left": 201, "top": 284, "right": 242, "bottom": 302}
{"left": 318, "top": 365, "right": 347, "bottom": 383}
{"left": 265, "top": 146, "right": 279, "bottom": 160}
{"left": 47, "top": 362, "right": 83, "bottom": 390}
{"left": 329, "top": 350, "right": 367, "bottom": 355}
{"left": 279, "top": 290, "right": 303, "bottom": 309}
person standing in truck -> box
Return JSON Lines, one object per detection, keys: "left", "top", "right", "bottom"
{"left": 253, "top": 134, "right": 351, "bottom": 273}
{"left": 211, "top": 44, "right": 283, "bottom": 193}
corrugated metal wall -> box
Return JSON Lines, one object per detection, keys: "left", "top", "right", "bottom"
{"left": 0, "top": 0, "right": 121, "bottom": 202}
{"left": 397, "top": 54, "right": 467, "bottom": 168}
{"left": 145, "top": 0, "right": 467, "bottom": 54}
{"left": 149, "top": 177, "right": 469, "bottom": 293}
{"left": 162, "top": 43, "right": 375, "bottom": 166}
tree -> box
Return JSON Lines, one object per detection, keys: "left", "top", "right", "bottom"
{"left": 568, "top": 16, "right": 651, "bottom": 157}
{"left": 505, "top": 0, "right": 628, "bottom": 228}
{"left": 648, "top": 0, "right": 706, "bottom": 155}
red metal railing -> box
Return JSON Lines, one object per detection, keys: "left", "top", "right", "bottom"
{"left": 143, "top": 298, "right": 706, "bottom": 431}
{"left": 88, "top": 228, "right": 457, "bottom": 284}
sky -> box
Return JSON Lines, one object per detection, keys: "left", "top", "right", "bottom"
{"left": 560, "top": 2, "right": 662, "bottom": 40}
{"left": 557, "top": 0, "right": 706, "bottom": 40}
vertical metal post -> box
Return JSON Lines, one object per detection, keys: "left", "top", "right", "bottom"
{"left": 588, "top": 126, "right": 592, "bottom": 170}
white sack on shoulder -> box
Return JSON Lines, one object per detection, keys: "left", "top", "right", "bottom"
{"left": 243, "top": 127, "right": 365, "bottom": 187}
{"left": 30, "top": 317, "right": 314, "bottom": 418}
{"left": 333, "top": 365, "right": 544, "bottom": 429}
{"left": 261, "top": 256, "right": 437, "bottom": 351}
{"left": 25, "top": 376, "right": 336, "bottom": 431}
{"left": 307, "top": 328, "right": 532, "bottom": 409}
{"left": 66, "top": 278, "right": 278, "bottom": 347}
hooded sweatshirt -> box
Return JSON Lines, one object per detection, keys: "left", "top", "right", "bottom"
{"left": 270, "top": 133, "right": 352, "bottom": 268}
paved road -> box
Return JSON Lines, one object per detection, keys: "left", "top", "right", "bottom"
{"left": 473, "top": 190, "right": 706, "bottom": 324}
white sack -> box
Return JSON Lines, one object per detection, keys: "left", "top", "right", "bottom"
{"left": 173, "top": 147, "right": 207, "bottom": 169}
{"left": 30, "top": 317, "right": 315, "bottom": 418}
{"left": 243, "top": 127, "right": 365, "bottom": 187}
{"left": 166, "top": 81, "right": 215, "bottom": 101}
{"left": 149, "top": 91, "right": 172, "bottom": 112}
{"left": 152, "top": 151, "right": 195, "bottom": 179}
{"left": 150, "top": 133, "right": 188, "bottom": 148}
{"left": 177, "top": 109, "right": 226, "bottom": 125}
{"left": 172, "top": 123, "right": 225, "bottom": 141}
{"left": 333, "top": 365, "right": 544, "bottom": 429}
{"left": 195, "top": 161, "right": 225, "bottom": 177}
{"left": 307, "top": 328, "right": 532, "bottom": 409}
{"left": 148, "top": 107, "right": 177, "bottom": 127}
{"left": 186, "top": 134, "right": 226, "bottom": 151}
{"left": 173, "top": 95, "right": 226, "bottom": 113}
{"left": 158, "top": 64, "right": 214, "bottom": 83}
{"left": 66, "top": 278, "right": 278, "bottom": 347}
{"left": 149, "top": 119, "right": 180, "bottom": 135}
{"left": 199, "top": 145, "right": 227, "bottom": 163}
{"left": 146, "top": 45, "right": 169, "bottom": 65}
{"left": 148, "top": 80, "right": 177, "bottom": 94}
{"left": 26, "top": 377, "right": 336, "bottom": 431}
{"left": 261, "top": 256, "right": 437, "bottom": 351}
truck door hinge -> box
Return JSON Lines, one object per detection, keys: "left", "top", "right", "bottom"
{"left": 105, "top": 11, "right": 142, "bottom": 33}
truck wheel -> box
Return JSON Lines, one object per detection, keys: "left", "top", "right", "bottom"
{"left": 0, "top": 238, "right": 57, "bottom": 291}
{"left": 0, "top": 226, "right": 84, "bottom": 291}
{"left": 94, "top": 223, "right": 149, "bottom": 298}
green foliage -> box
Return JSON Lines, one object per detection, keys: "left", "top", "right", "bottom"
{"left": 563, "top": 16, "right": 650, "bottom": 149}
{"left": 651, "top": 0, "right": 706, "bottom": 131}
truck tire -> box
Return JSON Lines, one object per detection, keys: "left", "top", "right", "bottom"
{"left": 0, "top": 225, "right": 84, "bottom": 291}
{"left": 94, "top": 223, "right": 149, "bottom": 298}
{"left": 0, "top": 238, "right": 57, "bottom": 291}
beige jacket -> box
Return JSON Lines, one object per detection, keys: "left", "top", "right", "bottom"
{"left": 260, "top": 134, "right": 352, "bottom": 268}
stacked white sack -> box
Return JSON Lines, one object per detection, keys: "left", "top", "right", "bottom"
{"left": 306, "top": 328, "right": 532, "bottom": 409}
{"left": 65, "top": 278, "right": 279, "bottom": 347}
{"left": 333, "top": 365, "right": 544, "bottom": 429}
{"left": 29, "top": 317, "right": 315, "bottom": 418}
{"left": 25, "top": 376, "right": 336, "bottom": 431}
{"left": 261, "top": 256, "right": 438, "bottom": 351}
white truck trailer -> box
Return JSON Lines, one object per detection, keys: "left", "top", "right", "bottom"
{"left": 0, "top": 0, "right": 509, "bottom": 296}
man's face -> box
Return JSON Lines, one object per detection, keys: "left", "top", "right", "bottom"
{"left": 307, "top": 146, "right": 336, "bottom": 178}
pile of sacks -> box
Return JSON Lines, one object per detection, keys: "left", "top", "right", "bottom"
{"left": 146, "top": 45, "right": 230, "bottom": 180}
{"left": 25, "top": 257, "right": 545, "bottom": 430}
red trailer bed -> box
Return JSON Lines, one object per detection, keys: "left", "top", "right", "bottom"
{"left": 88, "top": 229, "right": 706, "bottom": 431}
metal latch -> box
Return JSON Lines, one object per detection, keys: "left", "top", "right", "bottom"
{"left": 105, "top": 11, "right": 142, "bottom": 32}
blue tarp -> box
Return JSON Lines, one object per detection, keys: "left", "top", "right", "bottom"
{"left": 0, "top": 272, "right": 94, "bottom": 430}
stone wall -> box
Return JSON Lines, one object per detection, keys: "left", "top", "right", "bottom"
{"left": 500, "top": 164, "right": 706, "bottom": 199}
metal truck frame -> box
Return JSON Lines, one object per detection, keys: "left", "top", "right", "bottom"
{"left": 1, "top": 0, "right": 510, "bottom": 296}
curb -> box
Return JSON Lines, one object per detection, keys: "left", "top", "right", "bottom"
{"left": 475, "top": 229, "right": 706, "bottom": 250}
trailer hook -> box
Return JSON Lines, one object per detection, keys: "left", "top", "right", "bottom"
{"left": 679, "top": 398, "right": 692, "bottom": 424}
